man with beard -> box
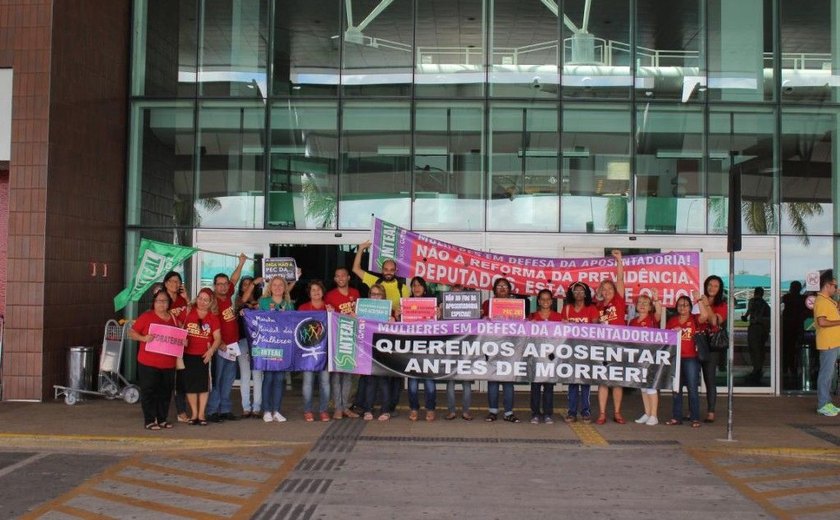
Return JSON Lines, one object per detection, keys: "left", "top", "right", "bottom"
{"left": 353, "top": 240, "right": 409, "bottom": 311}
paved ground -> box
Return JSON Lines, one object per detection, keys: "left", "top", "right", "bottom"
{"left": 2, "top": 391, "right": 840, "bottom": 519}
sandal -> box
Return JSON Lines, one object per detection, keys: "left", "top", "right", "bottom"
{"left": 704, "top": 413, "right": 715, "bottom": 423}
{"left": 665, "top": 419, "right": 683, "bottom": 426}
{"left": 145, "top": 422, "right": 161, "bottom": 430}
{"left": 158, "top": 421, "right": 173, "bottom": 429}
{"left": 503, "top": 414, "right": 521, "bottom": 423}
{"left": 198, "top": 418, "right": 208, "bottom": 426}
{"left": 425, "top": 411, "right": 436, "bottom": 422}
{"left": 595, "top": 413, "right": 607, "bottom": 425}
{"left": 344, "top": 409, "right": 360, "bottom": 418}
{"left": 177, "top": 414, "right": 190, "bottom": 423}
{"left": 409, "top": 410, "right": 419, "bottom": 421}
{"left": 363, "top": 412, "right": 374, "bottom": 421}
{"left": 613, "top": 413, "right": 626, "bottom": 425}
{"left": 188, "top": 419, "right": 200, "bottom": 426}
{"left": 462, "top": 413, "right": 473, "bottom": 421}
{"left": 378, "top": 413, "right": 391, "bottom": 422}
{"left": 485, "top": 412, "right": 498, "bottom": 422}
{"left": 445, "top": 412, "right": 457, "bottom": 421}
{"left": 691, "top": 420, "right": 702, "bottom": 428}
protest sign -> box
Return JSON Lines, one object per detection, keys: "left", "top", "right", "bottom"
{"left": 328, "top": 314, "right": 679, "bottom": 389}
{"left": 146, "top": 324, "right": 187, "bottom": 357}
{"left": 355, "top": 298, "right": 392, "bottom": 321}
{"left": 489, "top": 299, "right": 526, "bottom": 321}
{"left": 263, "top": 257, "right": 298, "bottom": 282}
{"left": 400, "top": 297, "right": 438, "bottom": 322}
{"left": 243, "top": 310, "right": 328, "bottom": 371}
{"left": 368, "top": 218, "right": 699, "bottom": 306}
{"left": 441, "top": 292, "right": 481, "bottom": 320}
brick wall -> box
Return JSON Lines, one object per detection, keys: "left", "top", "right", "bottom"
{"left": 0, "top": 169, "right": 7, "bottom": 318}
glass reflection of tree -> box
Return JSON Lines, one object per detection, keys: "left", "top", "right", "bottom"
{"left": 302, "top": 173, "right": 336, "bottom": 228}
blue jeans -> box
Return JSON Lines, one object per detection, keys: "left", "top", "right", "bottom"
{"left": 408, "top": 378, "right": 437, "bottom": 411}
{"left": 530, "top": 383, "right": 554, "bottom": 418}
{"left": 487, "top": 381, "right": 514, "bottom": 415}
{"left": 331, "top": 372, "right": 354, "bottom": 412}
{"left": 567, "top": 384, "right": 591, "bottom": 418}
{"left": 206, "top": 354, "right": 236, "bottom": 415}
{"left": 446, "top": 380, "right": 472, "bottom": 414}
{"left": 364, "top": 376, "right": 391, "bottom": 414}
{"left": 302, "top": 370, "right": 330, "bottom": 413}
{"left": 261, "top": 371, "right": 285, "bottom": 413}
{"left": 673, "top": 357, "right": 701, "bottom": 421}
{"left": 388, "top": 377, "right": 404, "bottom": 413}
{"left": 818, "top": 347, "right": 840, "bottom": 408}
{"left": 352, "top": 375, "right": 369, "bottom": 409}
{"left": 237, "top": 340, "right": 263, "bottom": 413}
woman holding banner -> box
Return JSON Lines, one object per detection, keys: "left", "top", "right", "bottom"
{"left": 665, "top": 295, "right": 702, "bottom": 427}
{"left": 694, "top": 275, "right": 727, "bottom": 424}
{"left": 528, "top": 289, "right": 562, "bottom": 424}
{"left": 406, "top": 276, "right": 438, "bottom": 422}
{"left": 182, "top": 288, "right": 222, "bottom": 426}
{"left": 363, "top": 283, "right": 393, "bottom": 421}
{"left": 595, "top": 250, "right": 627, "bottom": 425}
{"left": 482, "top": 277, "right": 521, "bottom": 423}
{"left": 259, "top": 277, "right": 294, "bottom": 423}
{"left": 129, "top": 287, "right": 181, "bottom": 430}
{"left": 629, "top": 292, "right": 663, "bottom": 426}
{"left": 562, "top": 281, "right": 599, "bottom": 423}
{"left": 162, "top": 270, "right": 191, "bottom": 424}
{"left": 298, "top": 280, "right": 332, "bottom": 422}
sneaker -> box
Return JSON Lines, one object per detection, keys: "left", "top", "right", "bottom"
{"left": 581, "top": 414, "right": 592, "bottom": 424}
{"left": 646, "top": 416, "right": 659, "bottom": 426}
{"left": 828, "top": 403, "right": 840, "bottom": 414}
{"left": 221, "top": 412, "right": 238, "bottom": 421}
{"left": 635, "top": 414, "right": 649, "bottom": 424}
{"left": 320, "top": 411, "right": 331, "bottom": 422}
{"left": 273, "top": 412, "right": 287, "bottom": 423}
{"left": 544, "top": 416, "right": 554, "bottom": 425}
{"left": 263, "top": 412, "right": 273, "bottom": 423}
{"left": 208, "top": 413, "right": 224, "bottom": 423}
{"left": 530, "top": 416, "right": 540, "bottom": 424}
{"left": 817, "top": 404, "right": 838, "bottom": 417}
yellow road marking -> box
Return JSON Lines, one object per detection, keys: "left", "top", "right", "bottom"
{"left": 131, "top": 460, "right": 262, "bottom": 488}
{"left": 568, "top": 421, "right": 608, "bottom": 446}
{"left": 786, "top": 501, "right": 840, "bottom": 516}
{"left": 84, "top": 488, "right": 226, "bottom": 519}
{"left": 745, "top": 468, "right": 840, "bottom": 484}
{"left": 228, "top": 444, "right": 311, "bottom": 520}
{"left": 109, "top": 473, "right": 248, "bottom": 506}
{"left": 760, "top": 483, "right": 840, "bottom": 499}
{"left": 0, "top": 432, "right": 305, "bottom": 451}
{"left": 53, "top": 503, "right": 114, "bottom": 519}
{"left": 175, "top": 452, "right": 276, "bottom": 473}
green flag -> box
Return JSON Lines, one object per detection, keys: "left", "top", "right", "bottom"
{"left": 113, "top": 239, "right": 198, "bottom": 311}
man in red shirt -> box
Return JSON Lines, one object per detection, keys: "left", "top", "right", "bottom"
{"left": 207, "top": 253, "right": 247, "bottom": 422}
{"left": 326, "top": 267, "right": 362, "bottom": 418}
{"left": 324, "top": 267, "right": 360, "bottom": 314}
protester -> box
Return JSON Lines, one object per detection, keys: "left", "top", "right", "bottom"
{"left": 362, "top": 283, "right": 393, "bottom": 421}
{"left": 182, "top": 288, "right": 222, "bottom": 426}
{"left": 743, "top": 287, "right": 771, "bottom": 385}
{"left": 444, "top": 284, "right": 472, "bottom": 421}
{"left": 325, "top": 267, "right": 361, "bottom": 419}
{"left": 595, "top": 249, "right": 627, "bottom": 425}
{"left": 693, "top": 274, "right": 727, "bottom": 423}
{"left": 781, "top": 281, "right": 807, "bottom": 380}
{"left": 405, "top": 276, "right": 438, "bottom": 422}
{"left": 527, "top": 289, "right": 562, "bottom": 424}
{"left": 814, "top": 270, "right": 840, "bottom": 416}
{"left": 206, "top": 253, "right": 247, "bottom": 423}
{"left": 629, "top": 292, "right": 663, "bottom": 426}
{"left": 129, "top": 287, "right": 181, "bottom": 430}
{"left": 665, "top": 295, "right": 701, "bottom": 428}
{"left": 298, "top": 280, "right": 332, "bottom": 422}
{"left": 236, "top": 275, "right": 263, "bottom": 418}
{"left": 162, "top": 270, "right": 190, "bottom": 424}
{"left": 258, "top": 277, "right": 294, "bottom": 422}
{"left": 561, "top": 281, "right": 600, "bottom": 423}
{"left": 482, "top": 277, "right": 521, "bottom": 423}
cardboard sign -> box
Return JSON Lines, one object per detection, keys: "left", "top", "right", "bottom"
{"left": 489, "top": 298, "right": 526, "bottom": 321}
{"left": 806, "top": 271, "right": 821, "bottom": 292}
{"left": 217, "top": 341, "right": 241, "bottom": 361}
{"left": 263, "top": 257, "right": 298, "bottom": 282}
{"left": 441, "top": 292, "right": 481, "bottom": 320}
{"left": 146, "top": 323, "right": 187, "bottom": 357}
{"left": 400, "top": 297, "right": 438, "bottom": 322}
{"left": 356, "top": 298, "right": 393, "bottom": 321}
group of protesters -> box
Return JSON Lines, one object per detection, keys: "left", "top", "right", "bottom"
{"left": 128, "top": 242, "right": 728, "bottom": 431}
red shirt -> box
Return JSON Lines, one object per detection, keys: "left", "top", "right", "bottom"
{"left": 666, "top": 315, "right": 698, "bottom": 359}
{"left": 133, "top": 310, "right": 179, "bottom": 370}
{"left": 698, "top": 301, "right": 728, "bottom": 332}
{"left": 298, "top": 301, "right": 327, "bottom": 311}
{"left": 629, "top": 314, "right": 659, "bottom": 329}
{"left": 597, "top": 295, "right": 626, "bottom": 325}
{"left": 183, "top": 308, "right": 221, "bottom": 356}
{"left": 325, "top": 287, "right": 360, "bottom": 315}
{"left": 561, "top": 304, "right": 601, "bottom": 323}
{"left": 215, "top": 294, "right": 239, "bottom": 344}
{"left": 171, "top": 294, "right": 188, "bottom": 316}
{"left": 528, "top": 310, "right": 563, "bottom": 322}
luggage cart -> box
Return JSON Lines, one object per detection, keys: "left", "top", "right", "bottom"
{"left": 54, "top": 319, "right": 140, "bottom": 405}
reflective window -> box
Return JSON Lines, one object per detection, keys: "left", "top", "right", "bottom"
{"left": 561, "top": 0, "right": 631, "bottom": 99}
{"left": 342, "top": 0, "right": 413, "bottom": 97}
{"left": 339, "top": 102, "right": 411, "bottom": 228}
{"left": 415, "top": 0, "right": 484, "bottom": 98}
{"left": 489, "top": 0, "right": 559, "bottom": 99}
{"left": 780, "top": 0, "right": 838, "bottom": 104}
{"left": 132, "top": 0, "right": 198, "bottom": 97}
{"left": 707, "top": 0, "right": 774, "bottom": 102}
{"left": 273, "top": 0, "right": 340, "bottom": 97}
{"left": 708, "top": 107, "right": 776, "bottom": 235}
{"left": 635, "top": 105, "right": 704, "bottom": 234}
{"left": 636, "top": 0, "right": 704, "bottom": 102}
{"left": 414, "top": 102, "right": 484, "bottom": 230}
{"left": 488, "top": 103, "right": 559, "bottom": 232}
{"left": 562, "top": 103, "right": 631, "bottom": 232}
{"left": 269, "top": 102, "right": 338, "bottom": 229}
{"left": 195, "top": 102, "right": 266, "bottom": 228}
{"left": 127, "top": 102, "right": 196, "bottom": 232}
{"left": 199, "top": 0, "right": 269, "bottom": 97}
{"left": 780, "top": 109, "right": 835, "bottom": 238}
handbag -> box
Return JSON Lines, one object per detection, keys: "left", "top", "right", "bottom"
{"left": 707, "top": 326, "right": 729, "bottom": 353}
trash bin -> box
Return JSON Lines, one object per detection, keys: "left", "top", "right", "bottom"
{"left": 67, "top": 346, "right": 94, "bottom": 393}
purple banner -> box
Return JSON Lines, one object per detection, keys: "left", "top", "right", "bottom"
{"left": 243, "top": 310, "right": 328, "bottom": 372}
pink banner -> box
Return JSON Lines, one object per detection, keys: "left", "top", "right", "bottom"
{"left": 146, "top": 323, "right": 187, "bottom": 357}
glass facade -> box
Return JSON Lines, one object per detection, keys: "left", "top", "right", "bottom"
{"left": 129, "top": 0, "right": 840, "bottom": 392}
